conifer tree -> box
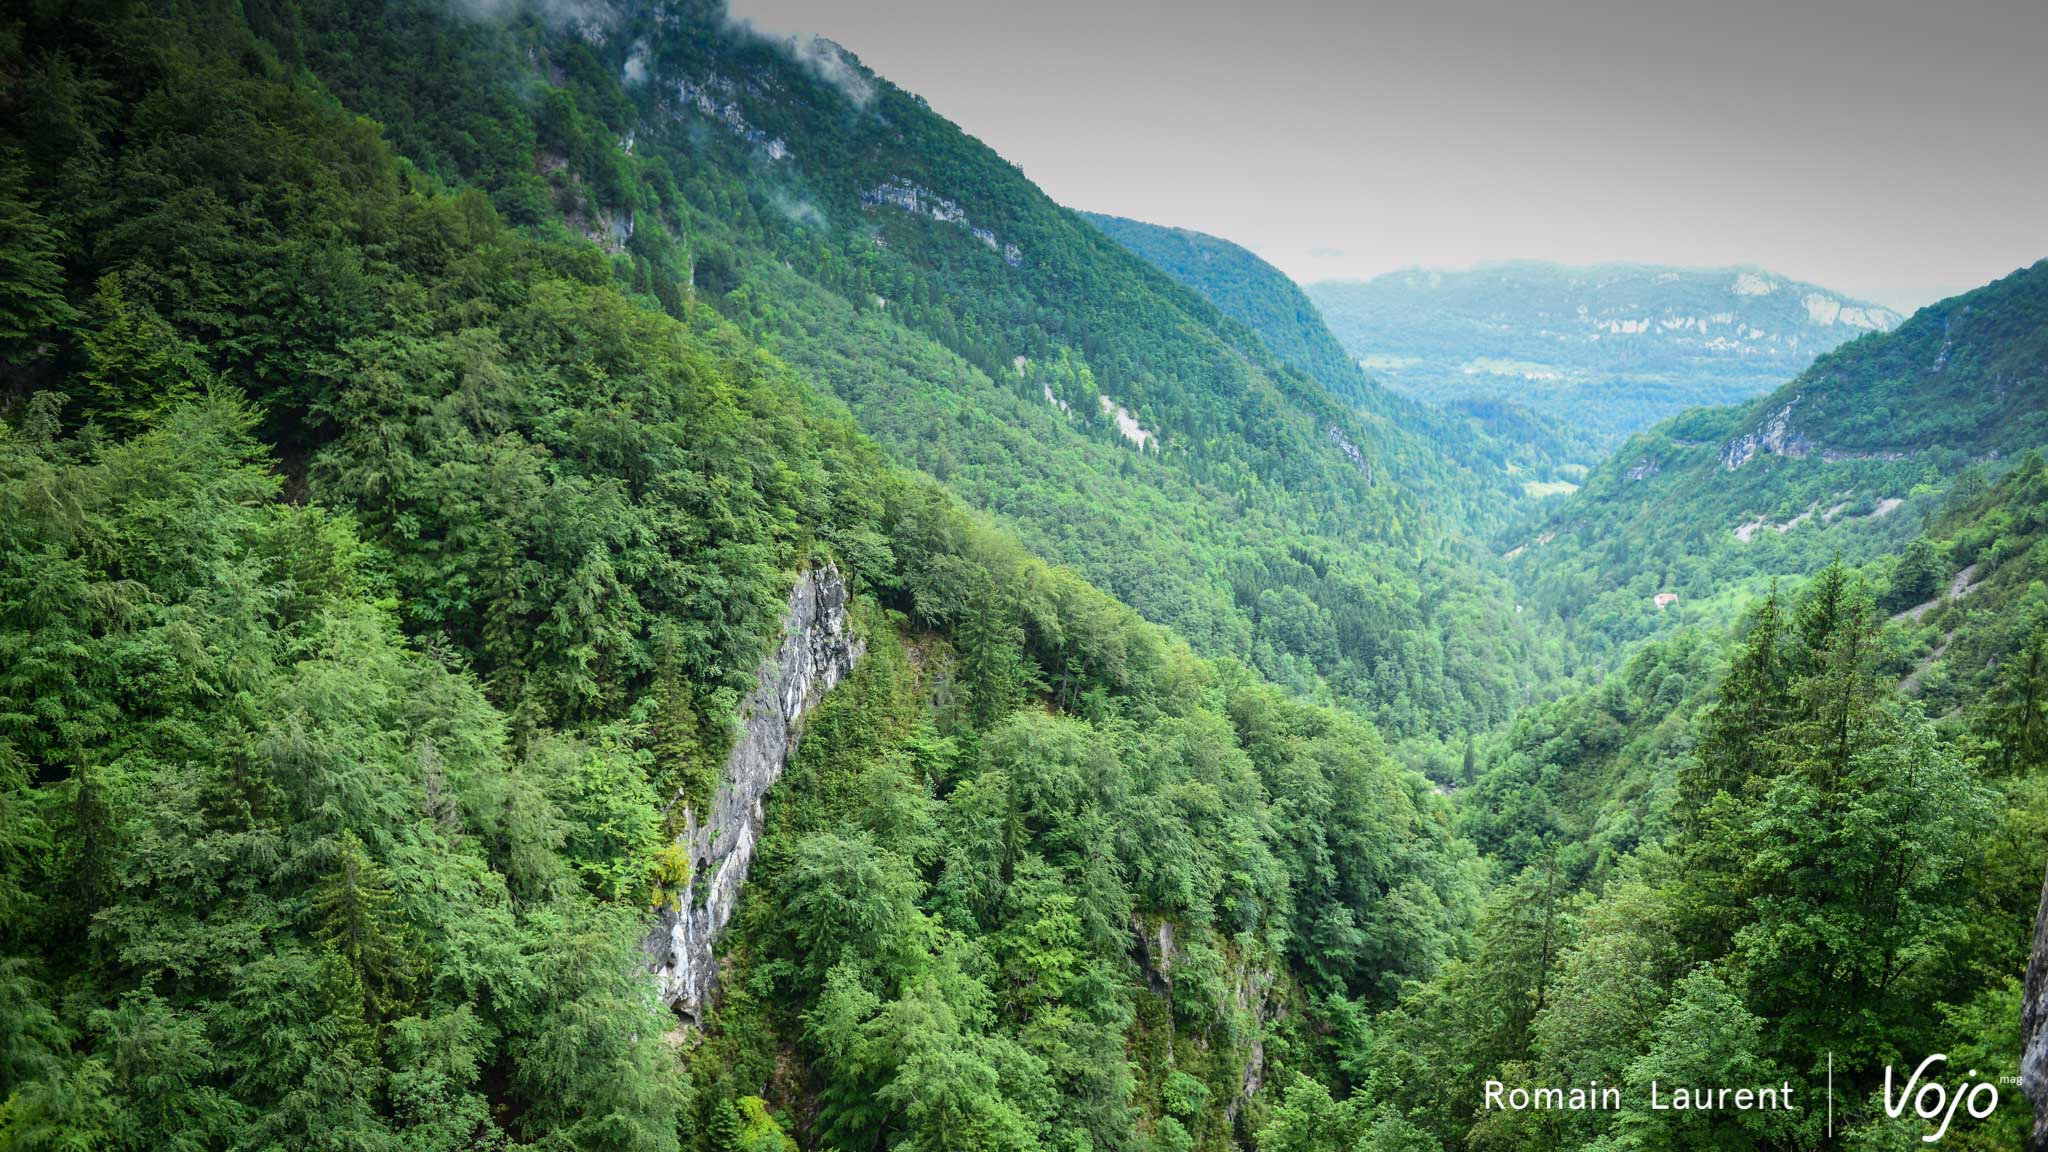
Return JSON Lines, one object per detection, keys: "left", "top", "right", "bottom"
{"left": 1986, "top": 620, "right": 2048, "bottom": 775}
{"left": 0, "top": 157, "right": 78, "bottom": 362}
{"left": 1680, "top": 584, "right": 1788, "bottom": 820}
{"left": 311, "top": 832, "right": 413, "bottom": 1021}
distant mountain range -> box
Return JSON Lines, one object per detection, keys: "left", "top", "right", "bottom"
{"left": 1307, "top": 262, "right": 1904, "bottom": 444}
{"left": 1083, "top": 212, "right": 1601, "bottom": 488}
{"left": 1507, "top": 257, "right": 2048, "bottom": 649}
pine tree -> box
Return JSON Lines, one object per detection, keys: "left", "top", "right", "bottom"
{"left": 1679, "top": 585, "right": 1788, "bottom": 820}
{"left": 77, "top": 273, "right": 207, "bottom": 431}
{"left": 1986, "top": 620, "right": 2048, "bottom": 776}
{"left": 311, "top": 832, "right": 413, "bottom": 1021}
{"left": 1883, "top": 536, "right": 1947, "bottom": 614}
{"left": 1784, "top": 562, "right": 1879, "bottom": 788}
{"left": 958, "top": 588, "right": 1036, "bottom": 730}
{"left": 59, "top": 763, "right": 118, "bottom": 947}
{"left": 0, "top": 156, "right": 79, "bottom": 361}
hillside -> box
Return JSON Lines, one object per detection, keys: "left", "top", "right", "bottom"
{"left": 1392, "top": 265, "right": 2048, "bottom": 1152}
{"left": 268, "top": 0, "right": 1576, "bottom": 743}
{"left": 0, "top": 4, "right": 1480, "bottom": 1149}
{"left": 1308, "top": 261, "right": 1904, "bottom": 443}
{"left": 1080, "top": 212, "right": 1371, "bottom": 406}
{"left": 1506, "top": 258, "right": 2048, "bottom": 656}
{"left": 1883, "top": 453, "right": 2048, "bottom": 723}
{"left": 5, "top": 3, "right": 2046, "bottom": 1151}
{"left": 1084, "top": 212, "right": 1599, "bottom": 490}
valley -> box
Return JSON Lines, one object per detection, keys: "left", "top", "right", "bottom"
{"left": 0, "top": 4, "right": 2042, "bottom": 1152}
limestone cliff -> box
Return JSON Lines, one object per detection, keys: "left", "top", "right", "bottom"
{"left": 1719, "top": 397, "right": 1809, "bottom": 470}
{"left": 645, "top": 564, "right": 862, "bottom": 1021}
{"left": 2022, "top": 859, "right": 2048, "bottom": 1150}
{"left": 1129, "top": 913, "right": 1288, "bottom": 1131}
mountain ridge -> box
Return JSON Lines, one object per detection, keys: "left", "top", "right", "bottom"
{"left": 1504, "top": 257, "right": 2048, "bottom": 655}
{"left": 1308, "top": 260, "right": 1904, "bottom": 444}
{"left": 1082, "top": 211, "right": 1599, "bottom": 494}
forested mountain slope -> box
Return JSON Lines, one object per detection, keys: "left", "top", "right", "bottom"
{"left": 256, "top": 0, "right": 1570, "bottom": 743}
{"left": 1396, "top": 548, "right": 2048, "bottom": 1151}
{"left": 1078, "top": 213, "right": 1377, "bottom": 407}
{"left": 7, "top": 2, "right": 2047, "bottom": 1151}
{"left": 1464, "top": 447, "right": 2048, "bottom": 897}
{"left": 1309, "top": 261, "right": 1904, "bottom": 443}
{"left": 1377, "top": 268, "right": 2048, "bottom": 1152}
{"left": 0, "top": 3, "right": 1481, "bottom": 1150}
{"left": 1083, "top": 212, "right": 1597, "bottom": 494}
{"left": 1507, "top": 259, "right": 2048, "bottom": 658}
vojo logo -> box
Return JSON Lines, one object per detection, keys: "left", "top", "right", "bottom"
{"left": 1881, "top": 1054, "right": 1999, "bottom": 1143}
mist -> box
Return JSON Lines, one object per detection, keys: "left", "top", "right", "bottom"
{"left": 727, "top": 0, "right": 2048, "bottom": 311}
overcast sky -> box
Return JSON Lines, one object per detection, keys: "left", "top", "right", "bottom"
{"left": 727, "top": 0, "right": 2046, "bottom": 312}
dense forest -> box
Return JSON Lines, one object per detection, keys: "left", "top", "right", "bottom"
{"left": 2, "top": 2, "right": 2046, "bottom": 1151}
{"left": 0, "top": 3, "right": 1480, "bottom": 1148}
{"left": 256, "top": 0, "right": 1587, "bottom": 755}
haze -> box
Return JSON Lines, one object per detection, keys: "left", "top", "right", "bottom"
{"left": 727, "top": 0, "right": 2048, "bottom": 312}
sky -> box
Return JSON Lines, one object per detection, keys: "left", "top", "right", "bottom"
{"left": 726, "top": 0, "right": 2048, "bottom": 312}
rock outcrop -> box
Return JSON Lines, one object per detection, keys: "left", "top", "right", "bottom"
{"left": 861, "top": 176, "right": 1024, "bottom": 265}
{"left": 1129, "top": 914, "right": 1287, "bottom": 1128}
{"left": 1326, "top": 425, "right": 1373, "bottom": 482}
{"left": 645, "top": 565, "right": 862, "bottom": 1022}
{"left": 1720, "top": 397, "right": 1810, "bottom": 470}
{"left": 2023, "top": 859, "right": 2048, "bottom": 1150}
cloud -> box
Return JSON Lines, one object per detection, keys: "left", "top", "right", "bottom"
{"left": 623, "top": 39, "right": 651, "bottom": 85}
{"left": 786, "top": 33, "right": 873, "bottom": 108}
{"left": 724, "top": 16, "right": 875, "bottom": 109}
{"left": 443, "top": 0, "right": 622, "bottom": 44}
{"left": 771, "top": 189, "right": 828, "bottom": 229}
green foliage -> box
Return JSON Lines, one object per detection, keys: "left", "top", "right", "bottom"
{"left": 0, "top": 155, "right": 78, "bottom": 362}
{"left": 1256, "top": 1072, "right": 1440, "bottom": 1152}
{"left": 311, "top": 831, "right": 416, "bottom": 1021}
{"left": 1396, "top": 562, "right": 2037, "bottom": 1150}
{"left": 265, "top": 0, "right": 1573, "bottom": 746}
{"left": 1, "top": 4, "right": 2043, "bottom": 1152}
{"left": 726, "top": 624, "right": 1465, "bottom": 1151}
{"left": 0, "top": 400, "right": 689, "bottom": 1148}
{"left": 77, "top": 272, "right": 209, "bottom": 431}
{"left": 1508, "top": 260, "right": 2048, "bottom": 663}
{"left": 0, "top": 6, "right": 1488, "bottom": 1147}
{"left": 1609, "top": 967, "right": 1807, "bottom": 1151}
{"left": 1883, "top": 536, "right": 1947, "bottom": 613}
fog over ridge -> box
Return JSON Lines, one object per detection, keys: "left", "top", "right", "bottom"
{"left": 728, "top": 0, "right": 2048, "bottom": 312}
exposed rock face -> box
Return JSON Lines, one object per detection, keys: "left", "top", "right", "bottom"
{"left": 2022, "top": 860, "right": 2048, "bottom": 1150}
{"left": 1097, "top": 394, "right": 1156, "bottom": 450}
{"left": 1720, "top": 397, "right": 1810, "bottom": 470}
{"left": 861, "top": 176, "right": 1024, "bottom": 266}
{"left": 645, "top": 565, "right": 862, "bottom": 1022}
{"left": 1131, "top": 916, "right": 1176, "bottom": 997}
{"left": 1129, "top": 914, "right": 1286, "bottom": 1127}
{"left": 1226, "top": 958, "right": 1282, "bottom": 1125}
{"left": 1326, "top": 425, "right": 1374, "bottom": 482}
